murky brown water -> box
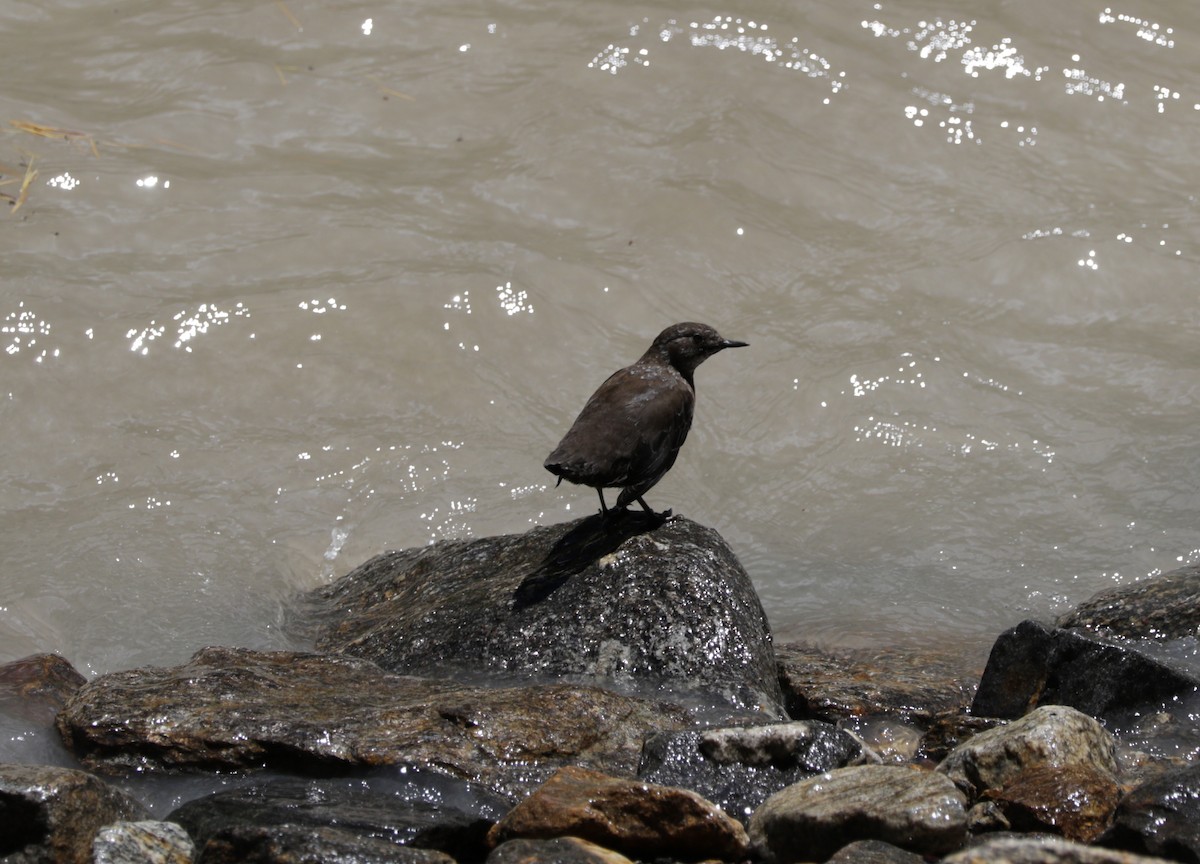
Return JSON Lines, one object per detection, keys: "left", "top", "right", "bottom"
{"left": 2, "top": 0, "right": 1198, "bottom": 741}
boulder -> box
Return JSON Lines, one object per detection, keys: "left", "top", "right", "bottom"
{"left": 939, "top": 705, "right": 1118, "bottom": 800}
{"left": 971, "top": 621, "right": 1197, "bottom": 721}
{"left": 1057, "top": 563, "right": 1200, "bottom": 639}
{"left": 306, "top": 515, "right": 783, "bottom": 714}
{"left": 486, "top": 765, "right": 750, "bottom": 862}
{"left": 0, "top": 763, "right": 148, "bottom": 864}
{"left": 748, "top": 764, "right": 968, "bottom": 863}
{"left": 92, "top": 821, "right": 195, "bottom": 864}
{"left": 638, "top": 720, "right": 864, "bottom": 821}
{"left": 56, "top": 647, "right": 689, "bottom": 798}
{"left": 1099, "top": 762, "right": 1200, "bottom": 862}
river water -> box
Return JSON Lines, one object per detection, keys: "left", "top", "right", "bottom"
{"left": 2, "top": 0, "right": 1198, "bottom": 747}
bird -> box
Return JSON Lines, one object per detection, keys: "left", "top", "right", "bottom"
{"left": 545, "top": 322, "right": 748, "bottom": 518}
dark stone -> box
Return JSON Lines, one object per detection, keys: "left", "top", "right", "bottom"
{"left": 970, "top": 620, "right": 1055, "bottom": 719}
{"left": 0, "top": 763, "right": 148, "bottom": 864}
{"left": 198, "top": 824, "right": 455, "bottom": 864}
{"left": 169, "top": 775, "right": 505, "bottom": 863}
{"left": 639, "top": 721, "right": 862, "bottom": 822}
{"left": 1099, "top": 763, "right": 1200, "bottom": 862}
{"left": 1058, "top": 563, "right": 1200, "bottom": 640}
{"left": 971, "top": 620, "right": 1198, "bottom": 721}
{"left": 56, "top": 647, "right": 689, "bottom": 798}
{"left": 305, "top": 515, "right": 782, "bottom": 715}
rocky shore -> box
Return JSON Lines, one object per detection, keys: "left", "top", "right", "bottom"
{"left": 3, "top": 513, "right": 1200, "bottom": 864}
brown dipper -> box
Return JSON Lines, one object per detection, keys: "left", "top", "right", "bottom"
{"left": 545, "top": 322, "right": 748, "bottom": 517}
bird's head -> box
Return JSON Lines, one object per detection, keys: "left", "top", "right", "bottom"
{"left": 649, "top": 322, "right": 748, "bottom": 378}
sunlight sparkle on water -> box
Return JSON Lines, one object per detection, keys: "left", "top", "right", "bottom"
{"left": 2, "top": 301, "right": 58, "bottom": 362}
{"left": 496, "top": 282, "right": 533, "bottom": 316}
{"left": 1099, "top": 8, "right": 1175, "bottom": 48}
{"left": 46, "top": 172, "right": 79, "bottom": 190}
{"left": 127, "top": 302, "right": 248, "bottom": 355}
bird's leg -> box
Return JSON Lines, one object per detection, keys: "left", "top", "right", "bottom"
{"left": 596, "top": 488, "right": 610, "bottom": 517}
{"left": 634, "top": 496, "right": 672, "bottom": 521}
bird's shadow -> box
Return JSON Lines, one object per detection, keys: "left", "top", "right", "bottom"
{"left": 511, "top": 509, "right": 670, "bottom": 611}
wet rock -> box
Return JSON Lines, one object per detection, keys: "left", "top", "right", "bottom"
{"left": 1057, "top": 563, "right": 1200, "bottom": 640}
{"left": 944, "top": 834, "right": 1178, "bottom": 864}
{"left": 56, "top": 647, "right": 689, "bottom": 797}
{"left": 981, "top": 763, "right": 1119, "bottom": 843}
{"left": 488, "top": 836, "right": 635, "bottom": 864}
{"left": 197, "top": 824, "right": 456, "bottom": 864}
{"left": 306, "top": 515, "right": 783, "bottom": 714}
{"left": 0, "top": 654, "right": 85, "bottom": 767}
{"left": 0, "top": 654, "right": 86, "bottom": 717}
{"left": 1099, "top": 762, "right": 1200, "bottom": 862}
{"left": 92, "top": 821, "right": 195, "bottom": 864}
{"left": 776, "top": 643, "right": 976, "bottom": 724}
{"left": 0, "top": 763, "right": 149, "bottom": 864}
{"left": 748, "top": 764, "right": 968, "bottom": 863}
{"left": 972, "top": 621, "right": 1198, "bottom": 721}
{"left": 826, "top": 839, "right": 927, "bottom": 864}
{"left": 169, "top": 774, "right": 505, "bottom": 862}
{"left": 487, "top": 765, "right": 749, "bottom": 862}
{"left": 939, "top": 705, "right": 1119, "bottom": 800}
{"left": 638, "top": 721, "right": 863, "bottom": 822}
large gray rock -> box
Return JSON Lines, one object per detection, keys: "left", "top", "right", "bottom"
{"left": 638, "top": 721, "right": 864, "bottom": 822}
{"left": 1099, "top": 763, "right": 1200, "bottom": 862}
{"left": 306, "top": 514, "right": 783, "bottom": 714}
{"left": 0, "top": 763, "right": 149, "bottom": 864}
{"left": 938, "top": 705, "right": 1119, "bottom": 800}
{"left": 56, "top": 646, "right": 689, "bottom": 798}
{"left": 748, "top": 764, "right": 968, "bottom": 863}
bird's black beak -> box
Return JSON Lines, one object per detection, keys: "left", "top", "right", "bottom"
{"left": 722, "top": 339, "right": 749, "bottom": 350}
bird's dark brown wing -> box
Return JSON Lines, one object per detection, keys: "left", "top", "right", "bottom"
{"left": 545, "top": 365, "right": 694, "bottom": 491}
